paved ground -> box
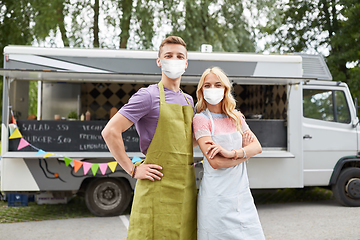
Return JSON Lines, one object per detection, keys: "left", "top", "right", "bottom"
{"left": 0, "top": 199, "right": 359, "bottom": 240}
{"left": 0, "top": 216, "right": 129, "bottom": 240}
{"left": 258, "top": 200, "right": 360, "bottom": 240}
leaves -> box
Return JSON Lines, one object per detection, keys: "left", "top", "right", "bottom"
{"left": 256, "top": 0, "right": 360, "bottom": 99}
{"left": 167, "top": 0, "right": 255, "bottom": 52}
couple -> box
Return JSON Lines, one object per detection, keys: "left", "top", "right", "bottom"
{"left": 102, "top": 36, "right": 265, "bottom": 240}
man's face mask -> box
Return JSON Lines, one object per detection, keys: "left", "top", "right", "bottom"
{"left": 160, "top": 59, "right": 187, "bottom": 79}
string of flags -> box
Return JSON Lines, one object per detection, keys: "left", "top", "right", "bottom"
{"left": 8, "top": 110, "right": 142, "bottom": 176}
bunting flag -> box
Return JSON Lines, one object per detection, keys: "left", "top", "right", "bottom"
{"left": 74, "top": 160, "right": 83, "bottom": 173}
{"left": 9, "top": 128, "right": 22, "bottom": 139}
{"left": 91, "top": 163, "right": 99, "bottom": 176}
{"left": 99, "top": 163, "right": 108, "bottom": 175}
{"left": 83, "top": 162, "right": 92, "bottom": 175}
{"left": 7, "top": 111, "right": 131, "bottom": 177}
{"left": 12, "top": 115, "right": 17, "bottom": 125}
{"left": 43, "top": 153, "right": 55, "bottom": 158}
{"left": 132, "top": 156, "right": 142, "bottom": 163}
{"left": 108, "top": 161, "right": 118, "bottom": 172}
{"left": 17, "top": 138, "right": 30, "bottom": 150}
{"left": 64, "top": 157, "right": 73, "bottom": 166}
{"left": 9, "top": 124, "right": 17, "bottom": 135}
{"left": 36, "top": 149, "right": 46, "bottom": 156}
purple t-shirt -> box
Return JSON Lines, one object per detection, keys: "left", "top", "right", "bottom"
{"left": 119, "top": 84, "right": 194, "bottom": 155}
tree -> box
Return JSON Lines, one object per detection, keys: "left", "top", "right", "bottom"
{"left": 257, "top": 0, "right": 360, "bottom": 97}
{"left": 93, "top": 0, "right": 100, "bottom": 47}
{"left": 32, "top": 0, "right": 70, "bottom": 46}
{"left": 0, "top": 0, "right": 33, "bottom": 121}
{"left": 118, "top": 0, "right": 133, "bottom": 48}
{"left": 163, "top": 0, "right": 255, "bottom": 52}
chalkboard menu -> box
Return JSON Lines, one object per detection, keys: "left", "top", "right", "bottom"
{"left": 8, "top": 120, "right": 140, "bottom": 152}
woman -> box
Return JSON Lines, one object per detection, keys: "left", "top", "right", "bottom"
{"left": 193, "top": 67, "right": 265, "bottom": 239}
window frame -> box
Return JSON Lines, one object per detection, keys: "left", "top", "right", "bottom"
{"left": 303, "top": 88, "right": 351, "bottom": 124}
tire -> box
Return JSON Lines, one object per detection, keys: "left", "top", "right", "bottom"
{"left": 332, "top": 167, "right": 360, "bottom": 207}
{"left": 85, "top": 178, "right": 132, "bottom": 217}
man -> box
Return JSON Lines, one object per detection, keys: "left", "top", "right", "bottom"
{"left": 102, "top": 36, "right": 197, "bottom": 239}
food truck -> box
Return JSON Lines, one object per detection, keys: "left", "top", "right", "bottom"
{"left": 1, "top": 46, "right": 359, "bottom": 216}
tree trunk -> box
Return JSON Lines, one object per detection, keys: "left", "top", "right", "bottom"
{"left": 55, "top": 0, "right": 69, "bottom": 47}
{"left": 119, "top": 0, "right": 133, "bottom": 49}
{"left": 93, "top": 0, "right": 100, "bottom": 48}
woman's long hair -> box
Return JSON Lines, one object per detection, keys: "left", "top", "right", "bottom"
{"left": 195, "top": 67, "right": 243, "bottom": 133}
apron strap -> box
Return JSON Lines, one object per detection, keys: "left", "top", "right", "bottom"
{"left": 158, "top": 81, "right": 190, "bottom": 105}
{"left": 158, "top": 81, "right": 166, "bottom": 103}
{"left": 180, "top": 89, "right": 191, "bottom": 105}
{"left": 206, "top": 108, "right": 215, "bottom": 135}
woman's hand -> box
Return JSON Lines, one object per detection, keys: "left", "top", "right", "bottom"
{"left": 134, "top": 163, "right": 163, "bottom": 181}
{"left": 204, "top": 140, "right": 234, "bottom": 159}
{"left": 242, "top": 131, "right": 254, "bottom": 147}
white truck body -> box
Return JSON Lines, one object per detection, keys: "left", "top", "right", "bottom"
{"left": 1, "top": 46, "right": 359, "bottom": 216}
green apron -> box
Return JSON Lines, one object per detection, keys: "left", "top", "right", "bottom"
{"left": 127, "top": 81, "right": 197, "bottom": 240}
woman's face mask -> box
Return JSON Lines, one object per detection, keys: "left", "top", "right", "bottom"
{"left": 160, "top": 59, "right": 187, "bottom": 79}
{"left": 203, "top": 88, "right": 224, "bottom": 105}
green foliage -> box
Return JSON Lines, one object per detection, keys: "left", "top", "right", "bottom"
{"left": 165, "top": 0, "right": 255, "bottom": 52}
{"left": 67, "top": 110, "right": 78, "bottom": 119}
{"left": 0, "top": 196, "right": 94, "bottom": 223}
{"left": 28, "top": 81, "right": 38, "bottom": 116}
{"left": 257, "top": 0, "right": 360, "bottom": 99}
{"left": 0, "top": 0, "right": 34, "bottom": 122}
{"left": 0, "top": 0, "right": 257, "bottom": 126}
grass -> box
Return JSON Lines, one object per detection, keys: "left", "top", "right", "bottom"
{"left": 0, "top": 196, "right": 94, "bottom": 223}
{"left": 0, "top": 187, "right": 334, "bottom": 224}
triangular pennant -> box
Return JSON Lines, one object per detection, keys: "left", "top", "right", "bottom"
{"left": 64, "top": 157, "right": 73, "bottom": 166}
{"left": 43, "top": 153, "right": 55, "bottom": 158}
{"left": 108, "top": 161, "right": 118, "bottom": 172}
{"left": 12, "top": 115, "right": 17, "bottom": 125}
{"left": 35, "top": 149, "right": 46, "bottom": 155}
{"left": 17, "top": 138, "right": 30, "bottom": 150}
{"left": 91, "top": 163, "right": 99, "bottom": 176}
{"left": 74, "top": 160, "right": 83, "bottom": 173}
{"left": 9, "top": 128, "right": 22, "bottom": 139}
{"left": 132, "top": 156, "right": 142, "bottom": 163}
{"left": 9, "top": 124, "right": 17, "bottom": 135}
{"left": 83, "top": 162, "right": 92, "bottom": 175}
{"left": 99, "top": 163, "right": 108, "bottom": 175}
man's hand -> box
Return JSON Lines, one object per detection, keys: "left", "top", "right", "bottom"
{"left": 134, "top": 163, "right": 163, "bottom": 181}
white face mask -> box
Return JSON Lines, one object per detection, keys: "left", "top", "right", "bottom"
{"left": 160, "top": 59, "right": 187, "bottom": 79}
{"left": 203, "top": 88, "right": 224, "bottom": 105}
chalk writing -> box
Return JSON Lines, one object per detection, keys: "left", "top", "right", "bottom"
{"left": 9, "top": 120, "right": 140, "bottom": 152}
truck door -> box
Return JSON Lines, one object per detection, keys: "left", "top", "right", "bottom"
{"left": 302, "top": 83, "right": 357, "bottom": 186}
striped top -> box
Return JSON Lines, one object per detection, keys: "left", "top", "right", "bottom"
{"left": 193, "top": 110, "right": 249, "bottom": 140}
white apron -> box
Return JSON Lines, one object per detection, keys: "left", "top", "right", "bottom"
{"left": 197, "top": 109, "right": 265, "bottom": 240}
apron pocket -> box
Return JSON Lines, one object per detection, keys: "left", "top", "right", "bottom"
{"left": 160, "top": 164, "right": 187, "bottom": 203}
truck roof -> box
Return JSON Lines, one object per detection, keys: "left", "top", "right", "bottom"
{"left": 1, "top": 45, "right": 332, "bottom": 84}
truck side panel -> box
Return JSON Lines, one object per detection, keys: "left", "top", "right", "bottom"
{"left": 247, "top": 84, "right": 304, "bottom": 188}
{"left": 1, "top": 158, "right": 40, "bottom": 191}
{"left": 302, "top": 83, "right": 358, "bottom": 186}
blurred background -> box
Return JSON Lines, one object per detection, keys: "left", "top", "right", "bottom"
{"left": 0, "top": 0, "right": 359, "bottom": 122}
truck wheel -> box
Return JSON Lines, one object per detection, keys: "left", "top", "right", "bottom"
{"left": 332, "top": 167, "right": 360, "bottom": 207}
{"left": 85, "top": 178, "right": 132, "bottom": 217}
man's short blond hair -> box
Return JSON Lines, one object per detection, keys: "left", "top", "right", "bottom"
{"left": 158, "top": 36, "right": 187, "bottom": 57}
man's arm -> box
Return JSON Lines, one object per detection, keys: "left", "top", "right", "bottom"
{"left": 102, "top": 113, "right": 163, "bottom": 181}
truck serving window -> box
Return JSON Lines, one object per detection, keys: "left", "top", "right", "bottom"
{"left": 303, "top": 89, "right": 351, "bottom": 124}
